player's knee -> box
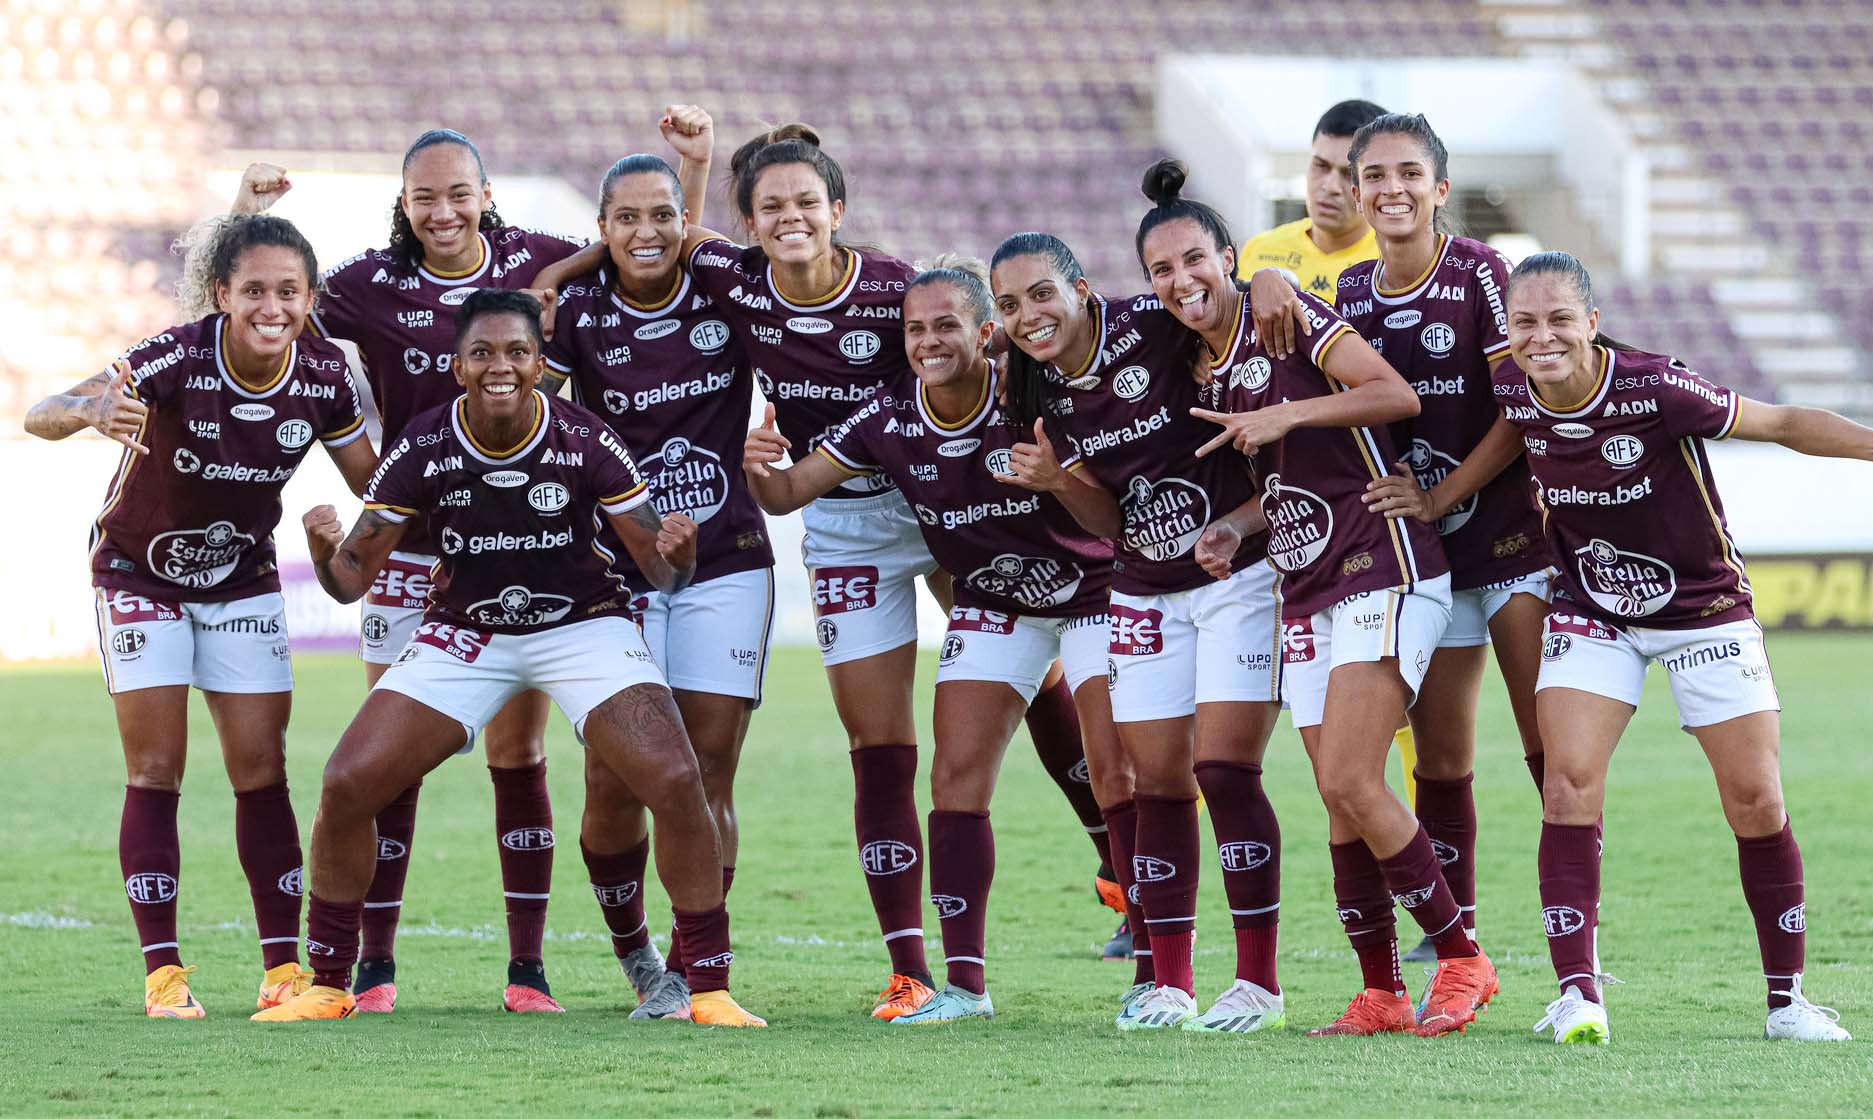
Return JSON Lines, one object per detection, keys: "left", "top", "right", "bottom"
{"left": 1722, "top": 783, "right": 1785, "bottom": 837}
{"left": 637, "top": 747, "right": 706, "bottom": 812}
{"left": 1317, "top": 771, "right": 1386, "bottom": 828}
{"left": 125, "top": 767, "right": 183, "bottom": 793}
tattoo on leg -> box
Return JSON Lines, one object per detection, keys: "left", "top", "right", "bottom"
{"left": 597, "top": 685, "right": 689, "bottom": 749}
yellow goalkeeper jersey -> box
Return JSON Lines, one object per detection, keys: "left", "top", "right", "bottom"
{"left": 1237, "top": 218, "right": 1379, "bottom": 304}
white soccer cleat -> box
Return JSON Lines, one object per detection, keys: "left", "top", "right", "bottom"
{"left": 1116, "top": 984, "right": 1197, "bottom": 1031}
{"left": 1184, "top": 979, "right": 1285, "bottom": 1034}
{"left": 619, "top": 943, "right": 666, "bottom": 1004}
{"left": 1765, "top": 976, "right": 1851, "bottom": 1041}
{"left": 1533, "top": 985, "right": 1609, "bottom": 1045}
{"left": 892, "top": 984, "right": 994, "bottom": 1025}
{"left": 1114, "top": 981, "right": 1155, "bottom": 1028}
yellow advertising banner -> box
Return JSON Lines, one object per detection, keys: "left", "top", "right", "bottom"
{"left": 1748, "top": 555, "right": 1873, "bottom": 631}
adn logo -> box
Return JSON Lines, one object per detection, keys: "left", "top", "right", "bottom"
{"left": 1217, "top": 841, "right": 1272, "bottom": 872}
{"left": 528, "top": 482, "right": 569, "bottom": 513}
{"left": 931, "top": 894, "right": 969, "bottom": 919}
{"left": 125, "top": 872, "right": 178, "bottom": 904}
{"left": 376, "top": 837, "right": 409, "bottom": 860}
{"left": 1778, "top": 904, "right": 1805, "bottom": 934}
{"left": 501, "top": 827, "right": 556, "bottom": 851}
{"left": 1542, "top": 905, "right": 1586, "bottom": 937}
{"left": 1112, "top": 364, "right": 1151, "bottom": 401}
{"left": 110, "top": 628, "right": 147, "bottom": 656}
{"left": 839, "top": 330, "right": 881, "bottom": 362}
{"left": 592, "top": 881, "right": 639, "bottom": 906}
{"left": 860, "top": 840, "right": 918, "bottom": 876}
{"left": 1132, "top": 855, "right": 1177, "bottom": 882}
{"left": 277, "top": 867, "right": 304, "bottom": 896}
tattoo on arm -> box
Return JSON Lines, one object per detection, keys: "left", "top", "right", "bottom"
{"left": 316, "top": 509, "right": 400, "bottom": 602}
{"left": 24, "top": 372, "right": 111, "bottom": 440}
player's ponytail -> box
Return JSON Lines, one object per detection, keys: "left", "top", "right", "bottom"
{"left": 174, "top": 213, "right": 319, "bottom": 320}
{"left": 991, "top": 232, "right": 1088, "bottom": 429}
{"left": 387, "top": 129, "right": 505, "bottom": 273}
{"left": 1134, "top": 157, "right": 1236, "bottom": 276}
{"left": 1508, "top": 250, "right": 1640, "bottom": 353}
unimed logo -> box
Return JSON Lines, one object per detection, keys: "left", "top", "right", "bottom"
{"left": 501, "top": 827, "right": 556, "bottom": 851}
{"left": 860, "top": 840, "right": 918, "bottom": 876}
{"left": 125, "top": 872, "right": 178, "bottom": 904}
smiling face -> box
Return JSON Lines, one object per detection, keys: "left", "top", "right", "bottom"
{"left": 213, "top": 244, "right": 312, "bottom": 367}
{"left": 903, "top": 281, "right": 993, "bottom": 392}
{"left": 750, "top": 162, "right": 842, "bottom": 268}
{"left": 1508, "top": 271, "right": 1600, "bottom": 389}
{"left": 599, "top": 171, "right": 685, "bottom": 292}
{"left": 454, "top": 310, "right": 542, "bottom": 425}
{"left": 1352, "top": 131, "right": 1449, "bottom": 243}
{"left": 1142, "top": 217, "right": 1236, "bottom": 337}
{"left": 401, "top": 143, "right": 491, "bottom": 267}
{"left": 1305, "top": 131, "right": 1364, "bottom": 241}
{"left": 991, "top": 254, "right": 1091, "bottom": 366}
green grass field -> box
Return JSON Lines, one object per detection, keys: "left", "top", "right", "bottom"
{"left": 1, "top": 639, "right": 1868, "bottom": 1118}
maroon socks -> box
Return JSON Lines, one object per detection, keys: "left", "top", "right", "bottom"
{"left": 1738, "top": 819, "right": 1806, "bottom": 1009}
{"left": 1538, "top": 820, "right": 1602, "bottom": 1002}
{"left": 850, "top": 745, "right": 929, "bottom": 982}
{"left": 582, "top": 837, "right": 651, "bottom": 957}
{"left": 120, "top": 786, "right": 182, "bottom": 973}
{"left": 233, "top": 781, "right": 304, "bottom": 970}
{"left": 1413, "top": 771, "right": 1477, "bottom": 935}
{"left": 1101, "top": 799, "right": 1154, "bottom": 986}
{"left": 1195, "top": 761, "right": 1281, "bottom": 992}
{"left": 928, "top": 810, "right": 994, "bottom": 995}
{"left": 1133, "top": 794, "right": 1199, "bottom": 996}
{"left": 1378, "top": 826, "right": 1477, "bottom": 960}
{"left": 305, "top": 893, "right": 363, "bottom": 991}
{"left": 1024, "top": 677, "right": 1105, "bottom": 840}
{"left": 361, "top": 781, "right": 420, "bottom": 961}
{"left": 675, "top": 904, "right": 732, "bottom": 993}
{"left": 490, "top": 762, "right": 554, "bottom": 966}
{"left": 1330, "top": 839, "right": 1403, "bottom": 996}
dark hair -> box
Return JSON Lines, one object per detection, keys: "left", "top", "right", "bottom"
{"left": 1349, "top": 112, "right": 1456, "bottom": 235}
{"left": 731, "top": 123, "right": 847, "bottom": 225}
{"left": 990, "top": 232, "right": 1088, "bottom": 428}
{"left": 175, "top": 214, "right": 318, "bottom": 319}
{"left": 1314, "top": 99, "right": 1388, "bottom": 140}
{"left": 909, "top": 252, "right": 993, "bottom": 329}
{"left": 599, "top": 154, "right": 684, "bottom": 217}
{"left": 1506, "top": 250, "right": 1638, "bottom": 352}
{"left": 388, "top": 129, "right": 505, "bottom": 272}
{"left": 454, "top": 288, "right": 544, "bottom": 350}
{"left": 1135, "top": 158, "right": 1236, "bottom": 275}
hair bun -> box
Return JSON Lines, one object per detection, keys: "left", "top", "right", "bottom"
{"left": 926, "top": 251, "right": 990, "bottom": 286}
{"left": 1141, "top": 158, "right": 1188, "bottom": 207}
{"left": 766, "top": 122, "right": 821, "bottom": 149}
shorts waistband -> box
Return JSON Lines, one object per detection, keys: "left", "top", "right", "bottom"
{"left": 810, "top": 489, "right": 911, "bottom": 517}
{"left": 388, "top": 551, "right": 439, "bottom": 566}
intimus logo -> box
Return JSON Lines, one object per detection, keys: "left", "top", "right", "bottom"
{"left": 1542, "top": 905, "right": 1587, "bottom": 937}
{"left": 860, "top": 840, "right": 918, "bottom": 876}
{"left": 500, "top": 827, "right": 556, "bottom": 851}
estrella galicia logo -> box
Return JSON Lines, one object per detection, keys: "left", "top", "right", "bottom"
{"left": 125, "top": 872, "right": 178, "bottom": 904}
{"left": 860, "top": 840, "right": 918, "bottom": 876}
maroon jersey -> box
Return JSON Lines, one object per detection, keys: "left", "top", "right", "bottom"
{"left": 543, "top": 265, "right": 773, "bottom": 585}
{"left": 313, "top": 226, "right": 584, "bottom": 445}
{"left": 818, "top": 368, "right": 1114, "bottom": 617}
{"left": 1338, "top": 235, "right": 1548, "bottom": 587}
{"left": 364, "top": 392, "right": 650, "bottom": 634}
{"left": 1044, "top": 292, "right": 1264, "bottom": 597}
{"left": 1207, "top": 290, "right": 1448, "bottom": 616}
{"left": 685, "top": 236, "right": 912, "bottom": 501}
{"left": 1493, "top": 346, "right": 1752, "bottom": 629}
{"left": 91, "top": 315, "right": 365, "bottom": 601}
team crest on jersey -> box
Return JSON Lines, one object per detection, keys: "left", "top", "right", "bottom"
{"left": 1420, "top": 322, "right": 1455, "bottom": 356}
{"left": 1112, "top": 364, "right": 1151, "bottom": 401}
{"left": 1120, "top": 476, "right": 1208, "bottom": 562}
{"left": 1574, "top": 537, "right": 1677, "bottom": 618}
{"left": 1261, "top": 473, "right": 1333, "bottom": 573}
{"left": 1403, "top": 439, "right": 1477, "bottom": 535}
{"left": 1229, "top": 357, "right": 1273, "bottom": 394}
{"left": 965, "top": 553, "right": 1084, "bottom": 611}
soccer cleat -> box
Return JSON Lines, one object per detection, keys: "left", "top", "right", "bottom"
{"left": 620, "top": 943, "right": 667, "bottom": 1004}
{"left": 503, "top": 985, "right": 566, "bottom": 1013}
{"left": 1765, "top": 976, "right": 1852, "bottom": 1041}
{"left": 1100, "top": 917, "right": 1134, "bottom": 961}
{"left": 1115, "top": 981, "right": 1155, "bottom": 1028}
{"left": 144, "top": 964, "right": 205, "bottom": 1019}
{"left": 893, "top": 984, "right": 995, "bottom": 1025}
{"left": 870, "top": 973, "right": 934, "bottom": 1021}
{"left": 1095, "top": 867, "right": 1126, "bottom": 914}
{"left": 256, "top": 962, "right": 313, "bottom": 1010}
{"left": 1184, "top": 979, "right": 1286, "bottom": 1034}
{"left": 354, "top": 957, "right": 396, "bottom": 1014}
{"left": 689, "top": 989, "right": 767, "bottom": 1027}
{"left": 629, "top": 970, "right": 692, "bottom": 1021}
{"left": 1413, "top": 950, "right": 1499, "bottom": 1037}
{"left": 1533, "top": 985, "right": 1609, "bottom": 1045}
{"left": 353, "top": 983, "right": 397, "bottom": 1013}
{"left": 1401, "top": 934, "right": 1437, "bottom": 964}
{"left": 1116, "top": 984, "right": 1197, "bottom": 1031}
{"left": 1306, "top": 988, "right": 1416, "bottom": 1036}
{"left": 249, "top": 985, "right": 356, "bottom": 1021}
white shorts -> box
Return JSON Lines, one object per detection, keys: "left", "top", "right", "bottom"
{"left": 360, "top": 551, "right": 437, "bottom": 665}
{"left": 801, "top": 492, "right": 939, "bottom": 667}
{"left": 636, "top": 567, "right": 776, "bottom": 703}
{"left": 935, "top": 606, "right": 1108, "bottom": 702}
{"left": 1281, "top": 573, "right": 1454, "bottom": 730}
{"left": 1106, "top": 560, "right": 1281, "bottom": 723}
{"left": 1441, "top": 567, "right": 1555, "bottom": 647}
{"left": 373, "top": 615, "right": 667, "bottom": 744}
{"left": 94, "top": 588, "right": 294, "bottom": 695}
{"left": 1535, "top": 611, "right": 1781, "bottom": 729}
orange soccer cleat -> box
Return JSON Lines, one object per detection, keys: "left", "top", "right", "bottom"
{"left": 1306, "top": 988, "right": 1417, "bottom": 1037}
{"left": 1413, "top": 951, "right": 1499, "bottom": 1037}
{"left": 870, "top": 973, "right": 934, "bottom": 1021}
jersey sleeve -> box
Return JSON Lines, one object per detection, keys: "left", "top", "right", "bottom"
{"left": 320, "top": 370, "right": 368, "bottom": 447}
{"left": 1473, "top": 247, "right": 1514, "bottom": 363}
{"left": 116, "top": 331, "right": 183, "bottom": 408}
{"left": 542, "top": 306, "right": 580, "bottom": 375}
{"left": 814, "top": 398, "right": 884, "bottom": 475}
{"left": 519, "top": 228, "right": 587, "bottom": 269}
{"left": 1298, "top": 290, "right": 1357, "bottom": 368}
{"left": 362, "top": 435, "right": 423, "bottom": 522}
{"left": 310, "top": 257, "right": 371, "bottom": 343}
{"left": 592, "top": 426, "right": 652, "bottom": 514}
{"left": 1658, "top": 361, "right": 1740, "bottom": 441}
{"left": 686, "top": 237, "right": 750, "bottom": 301}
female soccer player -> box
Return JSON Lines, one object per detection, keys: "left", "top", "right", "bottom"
{"left": 24, "top": 214, "right": 377, "bottom": 1018}
{"left": 1487, "top": 252, "right": 1864, "bottom": 1044}
{"left": 541, "top": 142, "right": 776, "bottom": 1019}
{"left": 1332, "top": 114, "right": 1554, "bottom": 963}
{"left": 254, "top": 289, "right": 764, "bottom": 1027}
{"left": 230, "top": 121, "right": 687, "bottom": 1012}
{"left": 989, "top": 226, "right": 1282, "bottom": 1032}
{"left": 741, "top": 258, "right": 1123, "bottom": 1023}
{"left": 683, "top": 124, "right": 1107, "bottom": 1019}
